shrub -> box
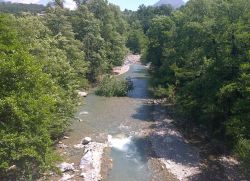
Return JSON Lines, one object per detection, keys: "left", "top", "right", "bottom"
{"left": 95, "top": 76, "right": 133, "bottom": 97}
{"left": 236, "top": 139, "right": 250, "bottom": 171}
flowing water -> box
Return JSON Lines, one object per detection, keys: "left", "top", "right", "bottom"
{"left": 52, "top": 61, "right": 245, "bottom": 181}
{"left": 57, "top": 63, "right": 175, "bottom": 181}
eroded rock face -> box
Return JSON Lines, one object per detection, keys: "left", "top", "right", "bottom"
{"left": 80, "top": 142, "right": 107, "bottom": 181}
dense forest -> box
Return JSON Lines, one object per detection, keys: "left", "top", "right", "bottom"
{"left": 0, "top": 0, "right": 249, "bottom": 179}
{"left": 0, "top": 0, "right": 127, "bottom": 179}
{"left": 126, "top": 0, "right": 250, "bottom": 171}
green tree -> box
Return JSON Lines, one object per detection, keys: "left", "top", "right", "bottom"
{"left": 126, "top": 28, "right": 147, "bottom": 54}
{"left": 143, "top": 0, "right": 250, "bottom": 168}
{"left": 0, "top": 14, "right": 58, "bottom": 179}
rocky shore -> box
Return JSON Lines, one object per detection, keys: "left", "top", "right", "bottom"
{"left": 54, "top": 137, "right": 108, "bottom": 181}
{"left": 112, "top": 54, "right": 140, "bottom": 75}
{"left": 79, "top": 142, "right": 107, "bottom": 181}
{"left": 145, "top": 102, "right": 245, "bottom": 181}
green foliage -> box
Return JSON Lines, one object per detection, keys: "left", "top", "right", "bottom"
{"left": 153, "top": 85, "right": 176, "bottom": 103}
{"left": 0, "top": 14, "right": 59, "bottom": 179}
{"left": 82, "top": 1, "right": 127, "bottom": 63}
{"left": 235, "top": 139, "right": 250, "bottom": 170}
{"left": 71, "top": 0, "right": 127, "bottom": 81}
{"left": 141, "top": 0, "right": 250, "bottom": 168}
{"left": 136, "top": 4, "right": 173, "bottom": 33}
{"left": 126, "top": 28, "right": 148, "bottom": 54}
{"left": 0, "top": 0, "right": 128, "bottom": 179}
{"left": 95, "top": 76, "right": 132, "bottom": 97}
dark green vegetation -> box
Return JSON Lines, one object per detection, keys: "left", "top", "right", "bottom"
{"left": 129, "top": 0, "right": 250, "bottom": 170}
{"left": 95, "top": 76, "right": 133, "bottom": 97}
{"left": 124, "top": 5, "right": 173, "bottom": 54}
{"left": 0, "top": 2, "right": 45, "bottom": 14}
{"left": 0, "top": 0, "right": 127, "bottom": 179}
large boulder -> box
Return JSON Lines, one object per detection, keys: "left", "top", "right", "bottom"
{"left": 80, "top": 142, "right": 107, "bottom": 181}
{"left": 58, "top": 162, "right": 75, "bottom": 172}
{"left": 82, "top": 137, "right": 92, "bottom": 145}
{"left": 78, "top": 91, "right": 88, "bottom": 97}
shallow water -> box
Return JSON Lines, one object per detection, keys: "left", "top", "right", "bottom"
{"left": 54, "top": 62, "right": 244, "bottom": 181}
{"left": 59, "top": 63, "right": 172, "bottom": 181}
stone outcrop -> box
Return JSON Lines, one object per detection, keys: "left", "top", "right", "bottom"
{"left": 80, "top": 142, "right": 107, "bottom": 181}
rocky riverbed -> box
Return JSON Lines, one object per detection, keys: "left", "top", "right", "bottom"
{"left": 43, "top": 56, "right": 245, "bottom": 181}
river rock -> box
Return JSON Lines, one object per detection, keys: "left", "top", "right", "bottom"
{"left": 59, "top": 173, "right": 75, "bottom": 181}
{"left": 7, "top": 165, "right": 17, "bottom": 171}
{"left": 57, "top": 143, "right": 68, "bottom": 149}
{"left": 58, "top": 162, "right": 75, "bottom": 172}
{"left": 80, "top": 111, "right": 89, "bottom": 115}
{"left": 74, "top": 144, "right": 85, "bottom": 149}
{"left": 78, "top": 91, "right": 88, "bottom": 97}
{"left": 80, "top": 142, "right": 107, "bottom": 181}
{"left": 82, "top": 137, "right": 92, "bottom": 145}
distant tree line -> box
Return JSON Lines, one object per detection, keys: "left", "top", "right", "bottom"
{"left": 0, "top": 1, "right": 45, "bottom": 14}
{"left": 0, "top": 0, "right": 127, "bottom": 179}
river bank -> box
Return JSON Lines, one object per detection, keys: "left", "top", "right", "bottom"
{"left": 42, "top": 56, "right": 246, "bottom": 181}
{"left": 143, "top": 102, "right": 247, "bottom": 181}
{"left": 112, "top": 54, "right": 140, "bottom": 75}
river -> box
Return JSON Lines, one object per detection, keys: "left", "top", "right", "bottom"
{"left": 51, "top": 62, "right": 178, "bottom": 181}
{"left": 49, "top": 56, "right": 247, "bottom": 181}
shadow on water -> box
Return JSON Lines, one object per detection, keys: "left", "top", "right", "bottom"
{"left": 131, "top": 104, "right": 154, "bottom": 122}
{"left": 125, "top": 64, "right": 150, "bottom": 99}
{"left": 128, "top": 77, "right": 149, "bottom": 99}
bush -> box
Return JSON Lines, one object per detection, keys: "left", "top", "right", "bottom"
{"left": 153, "top": 85, "right": 176, "bottom": 103}
{"left": 236, "top": 139, "right": 250, "bottom": 170}
{"left": 0, "top": 14, "right": 73, "bottom": 180}
{"left": 95, "top": 76, "right": 133, "bottom": 97}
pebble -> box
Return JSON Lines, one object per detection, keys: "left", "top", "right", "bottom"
{"left": 57, "top": 143, "right": 68, "bottom": 149}
{"left": 74, "top": 144, "right": 85, "bottom": 149}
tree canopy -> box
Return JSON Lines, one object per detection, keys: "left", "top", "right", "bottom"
{"left": 137, "top": 0, "right": 250, "bottom": 169}
{"left": 0, "top": 0, "right": 127, "bottom": 179}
